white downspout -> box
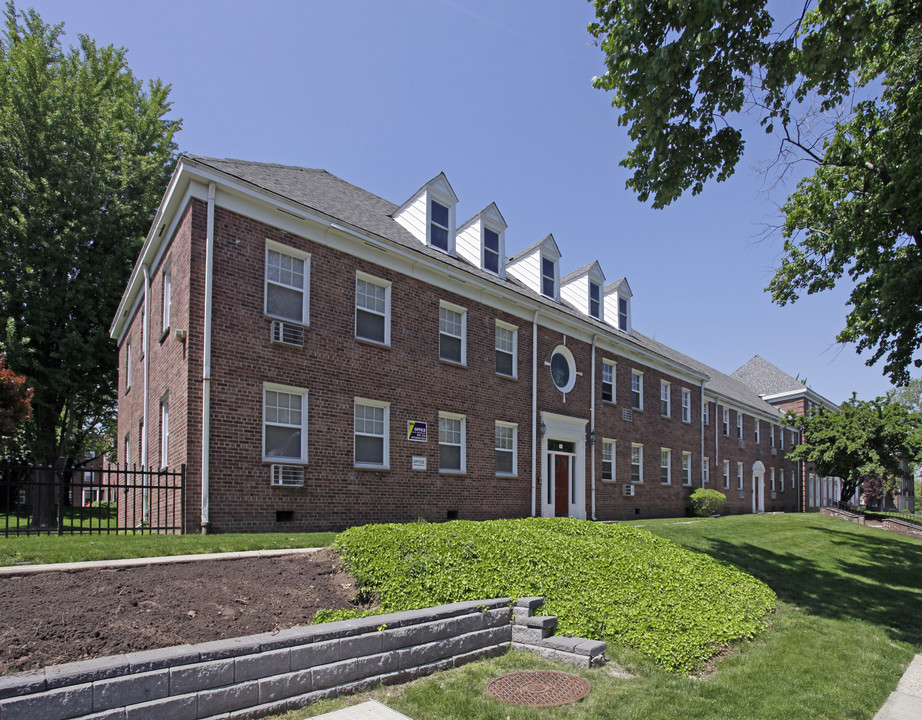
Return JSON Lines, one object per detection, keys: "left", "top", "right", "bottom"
{"left": 142, "top": 265, "right": 151, "bottom": 523}
{"left": 531, "top": 309, "right": 540, "bottom": 518}
{"left": 700, "top": 381, "right": 706, "bottom": 488}
{"left": 201, "top": 182, "right": 216, "bottom": 533}
{"left": 590, "top": 335, "right": 598, "bottom": 520}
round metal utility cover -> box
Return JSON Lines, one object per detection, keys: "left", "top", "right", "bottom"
{"left": 485, "top": 670, "right": 591, "bottom": 707}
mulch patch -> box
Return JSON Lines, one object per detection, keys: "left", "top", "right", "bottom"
{"left": 0, "top": 549, "right": 372, "bottom": 676}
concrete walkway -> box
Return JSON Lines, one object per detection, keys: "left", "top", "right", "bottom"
{"left": 0, "top": 546, "right": 322, "bottom": 576}
{"left": 311, "top": 701, "right": 412, "bottom": 719}
{"left": 875, "top": 655, "right": 922, "bottom": 720}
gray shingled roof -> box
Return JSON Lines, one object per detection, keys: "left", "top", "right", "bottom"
{"left": 731, "top": 355, "right": 806, "bottom": 397}
{"left": 186, "top": 155, "right": 783, "bottom": 418}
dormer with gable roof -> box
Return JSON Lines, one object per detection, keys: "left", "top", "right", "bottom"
{"left": 393, "top": 173, "right": 459, "bottom": 255}
{"left": 507, "top": 234, "right": 561, "bottom": 301}
{"left": 604, "top": 277, "right": 632, "bottom": 334}
{"left": 456, "top": 203, "right": 507, "bottom": 277}
{"left": 561, "top": 261, "right": 606, "bottom": 321}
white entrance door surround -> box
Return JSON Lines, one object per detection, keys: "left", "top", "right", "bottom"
{"left": 539, "top": 412, "right": 587, "bottom": 520}
{"left": 752, "top": 460, "right": 765, "bottom": 513}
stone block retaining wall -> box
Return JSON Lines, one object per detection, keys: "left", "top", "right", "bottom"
{"left": 0, "top": 597, "right": 606, "bottom": 720}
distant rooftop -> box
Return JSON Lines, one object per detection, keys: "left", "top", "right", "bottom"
{"left": 732, "top": 356, "right": 807, "bottom": 397}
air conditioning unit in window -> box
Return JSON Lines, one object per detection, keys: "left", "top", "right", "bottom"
{"left": 271, "top": 320, "right": 304, "bottom": 347}
{"left": 270, "top": 465, "right": 304, "bottom": 487}
{"left": 623, "top": 483, "right": 636, "bottom": 497}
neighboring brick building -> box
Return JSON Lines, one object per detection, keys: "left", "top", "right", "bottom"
{"left": 110, "top": 156, "right": 827, "bottom": 533}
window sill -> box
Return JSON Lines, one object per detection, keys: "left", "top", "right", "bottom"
{"left": 600, "top": 478, "right": 617, "bottom": 483}
{"left": 495, "top": 373, "right": 518, "bottom": 381}
{"left": 439, "top": 359, "right": 467, "bottom": 369}
{"left": 262, "top": 459, "right": 307, "bottom": 466}
{"left": 159, "top": 327, "right": 170, "bottom": 344}
{"left": 439, "top": 470, "right": 467, "bottom": 476}
{"left": 496, "top": 473, "right": 518, "bottom": 479}
{"left": 354, "top": 465, "right": 391, "bottom": 472}
{"left": 355, "top": 337, "right": 391, "bottom": 350}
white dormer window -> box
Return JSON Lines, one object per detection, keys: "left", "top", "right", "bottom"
{"left": 483, "top": 227, "right": 501, "bottom": 274}
{"left": 541, "top": 255, "right": 557, "bottom": 299}
{"left": 430, "top": 199, "right": 450, "bottom": 252}
{"left": 604, "top": 278, "right": 632, "bottom": 334}
{"left": 618, "top": 297, "right": 629, "bottom": 331}
{"left": 589, "top": 281, "right": 602, "bottom": 319}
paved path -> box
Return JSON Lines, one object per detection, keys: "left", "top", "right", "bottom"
{"left": 311, "top": 701, "right": 412, "bottom": 719}
{"left": 875, "top": 655, "right": 922, "bottom": 720}
{"left": 0, "top": 547, "right": 322, "bottom": 576}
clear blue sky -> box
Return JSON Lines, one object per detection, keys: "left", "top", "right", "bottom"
{"left": 24, "top": 0, "right": 912, "bottom": 404}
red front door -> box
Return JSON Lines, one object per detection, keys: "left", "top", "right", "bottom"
{"left": 554, "top": 455, "right": 570, "bottom": 516}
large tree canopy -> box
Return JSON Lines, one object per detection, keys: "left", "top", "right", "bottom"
{"left": 786, "top": 395, "right": 922, "bottom": 504}
{"left": 589, "top": 0, "right": 922, "bottom": 385}
{"left": 0, "top": 2, "right": 180, "bottom": 465}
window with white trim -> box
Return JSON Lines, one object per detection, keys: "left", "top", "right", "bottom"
{"left": 541, "top": 255, "right": 556, "bottom": 299}
{"left": 589, "top": 281, "right": 602, "bottom": 319}
{"left": 354, "top": 399, "right": 389, "bottom": 468}
{"left": 661, "top": 448, "right": 671, "bottom": 485}
{"left": 722, "top": 407, "right": 730, "bottom": 436}
{"left": 702, "top": 457, "right": 710, "bottom": 485}
{"left": 771, "top": 467, "right": 776, "bottom": 491}
{"left": 779, "top": 468, "right": 785, "bottom": 491}
{"left": 439, "top": 303, "right": 466, "bottom": 364}
{"left": 737, "top": 462, "right": 744, "bottom": 490}
{"left": 791, "top": 430, "right": 797, "bottom": 446}
{"left": 160, "top": 396, "right": 169, "bottom": 467}
{"left": 495, "top": 322, "right": 516, "bottom": 377}
{"left": 682, "top": 451, "right": 692, "bottom": 486}
{"left": 771, "top": 425, "right": 776, "bottom": 448}
{"left": 602, "top": 360, "right": 615, "bottom": 403}
{"left": 161, "top": 259, "right": 172, "bottom": 335}
{"left": 631, "top": 443, "right": 643, "bottom": 483}
{"left": 495, "top": 422, "right": 516, "bottom": 476}
{"left": 631, "top": 370, "right": 643, "bottom": 410}
{"left": 618, "top": 297, "right": 629, "bottom": 331}
{"left": 124, "top": 433, "right": 130, "bottom": 467}
{"left": 430, "top": 199, "right": 450, "bottom": 252}
{"left": 722, "top": 460, "right": 730, "bottom": 489}
{"left": 140, "top": 306, "right": 145, "bottom": 358}
{"left": 263, "top": 384, "right": 308, "bottom": 462}
{"left": 126, "top": 339, "right": 132, "bottom": 391}
{"left": 660, "top": 381, "right": 671, "bottom": 418}
{"left": 703, "top": 402, "right": 710, "bottom": 426}
{"left": 780, "top": 428, "right": 785, "bottom": 450}
{"left": 483, "top": 227, "right": 501, "bottom": 275}
{"left": 602, "top": 440, "right": 615, "bottom": 481}
{"left": 355, "top": 273, "right": 390, "bottom": 345}
{"left": 755, "top": 419, "right": 760, "bottom": 444}
{"left": 681, "top": 389, "right": 691, "bottom": 422}
{"left": 737, "top": 413, "right": 744, "bottom": 439}
{"left": 439, "top": 413, "right": 466, "bottom": 473}
{"left": 265, "top": 242, "right": 310, "bottom": 325}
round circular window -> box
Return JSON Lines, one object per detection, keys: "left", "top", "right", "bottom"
{"left": 550, "top": 346, "right": 576, "bottom": 393}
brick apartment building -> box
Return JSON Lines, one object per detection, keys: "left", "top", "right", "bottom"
{"left": 110, "top": 156, "right": 839, "bottom": 533}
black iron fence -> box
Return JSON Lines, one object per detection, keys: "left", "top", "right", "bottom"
{"left": 0, "top": 461, "right": 185, "bottom": 536}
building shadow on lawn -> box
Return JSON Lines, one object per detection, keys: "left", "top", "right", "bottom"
{"left": 693, "top": 528, "right": 922, "bottom": 647}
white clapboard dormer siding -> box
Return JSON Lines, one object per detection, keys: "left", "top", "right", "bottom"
{"left": 604, "top": 277, "right": 633, "bottom": 335}
{"left": 506, "top": 234, "right": 561, "bottom": 301}
{"left": 560, "top": 261, "right": 607, "bottom": 321}
{"left": 456, "top": 203, "right": 508, "bottom": 277}
{"left": 393, "top": 172, "right": 459, "bottom": 255}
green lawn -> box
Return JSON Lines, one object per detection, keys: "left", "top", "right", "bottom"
{"left": 283, "top": 514, "right": 920, "bottom": 720}
{"left": 0, "top": 531, "right": 336, "bottom": 566}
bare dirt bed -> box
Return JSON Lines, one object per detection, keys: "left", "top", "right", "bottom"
{"left": 0, "top": 550, "right": 371, "bottom": 676}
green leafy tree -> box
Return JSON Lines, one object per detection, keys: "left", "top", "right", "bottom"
{"left": 589, "top": 0, "right": 922, "bottom": 384}
{"left": 0, "top": 2, "right": 180, "bottom": 480}
{"left": 786, "top": 395, "right": 922, "bottom": 504}
{"left": 0, "top": 352, "right": 31, "bottom": 451}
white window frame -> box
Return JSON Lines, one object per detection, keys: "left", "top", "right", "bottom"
{"left": 780, "top": 427, "right": 785, "bottom": 450}
{"left": 589, "top": 281, "right": 602, "bottom": 320}
{"left": 771, "top": 467, "right": 776, "bottom": 492}
{"left": 771, "top": 424, "right": 776, "bottom": 448}
{"left": 702, "top": 457, "right": 710, "bottom": 485}
{"left": 631, "top": 443, "right": 643, "bottom": 484}
{"left": 602, "top": 359, "right": 616, "bottom": 404}
{"left": 160, "top": 395, "right": 169, "bottom": 467}
{"left": 495, "top": 421, "right": 517, "bottom": 477}
{"left": 631, "top": 370, "right": 643, "bottom": 411}
{"left": 482, "top": 225, "right": 502, "bottom": 275}
{"left": 682, "top": 451, "right": 692, "bottom": 486}
{"left": 355, "top": 272, "right": 391, "bottom": 346}
{"left": 755, "top": 419, "right": 760, "bottom": 444}
{"left": 126, "top": 339, "right": 132, "bottom": 391}
{"left": 265, "top": 240, "right": 310, "bottom": 326}
{"left": 737, "top": 413, "right": 744, "bottom": 440}
{"left": 618, "top": 296, "right": 629, "bottom": 331}
{"left": 602, "top": 439, "right": 615, "bottom": 481}
{"left": 779, "top": 468, "right": 785, "bottom": 492}
{"left": 703, "top": 402, "right": 710, "bottom": 426}
{"left": 540, "top": 254, "right": 557, "bottom": 299}
{"left": 439, "top": 301, "right": 467, "bottom": 365}
{"left": 723, "top": 460, "right": 730, "bottom": 489}
{"left": 439, "top": 412, "right": 466, "bottom": 474}
{"left": 354, "top": 398, "right": 390, "bottom": 469}
{"left": 660, "top": 381, "right": 671, "bottom": 418}
{"left": 428, "top": 197, "right": 452, "bottom": 253}
{"left": 124, "top": 434, "right": 130, "bottom": 467}
{"left": 262, "top": 383, "right": 309, "bottom": 463}
{"left": 495, "top": 321, "right": 517, "bottom": 378}
{"left": 737, "top": 462, "right": 744, "bottom": 490}
{"left": 722, "top": 407, "right": 730, "bottom": 436}
{"left": 161, "top": 259, "right": 172, "bottom": 335}
{"left": 681, "top": 389, "right": 691, "bottom": 423}
{"left": 660, "top": 448, "right": 671, "bottom": 485}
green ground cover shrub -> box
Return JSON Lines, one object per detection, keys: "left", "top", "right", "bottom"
{"left": 332, "top": 517, "right": 775, "bottom": 673}
{"left": 688, "top": 488, "right": 726, "bottom": 517}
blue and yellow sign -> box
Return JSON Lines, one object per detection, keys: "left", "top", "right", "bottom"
{"left": 407, "top": 421, "right": 428, "bottom": 442}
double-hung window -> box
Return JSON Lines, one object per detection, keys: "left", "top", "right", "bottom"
{"left": 160, "top": 396, "right": 169, "bottom": 467}
{"left": 430, "top": 199, "right": 450, "bottom": 251}
{"left": 541, "top": 256, "right": 556, "bottom": 298}
{"left": 618, "top": 297, "right": 628, "bottom": 331}
{"left": 439, "top": 302, "right": 466, "bottom": 364}
{"left": 495, "top": 422, "right": 516, "bottom": 476}
{"left": 702, "top": 457, "right": 710, "bottom": 485}
{"left": 722, "top": 408, "right": 730, "bottom": 436}
{"left": 263, "top": 384, "right": 308, "bottom": 463}
{"left": 589, "top": 281, "right": 602, "bottom": 319}
{"left": 602, "top": 360, "right": 615, "bottom": 403}
{"left": 631, "top": 370, "right": 643, "bottom": 410}
{"left": 355, "top": 273, "right": 390, "bottom": 345}
{"left": 483, "top": 227, "right": 501, "bottom": 275}
{"left": 161, "top": 260, "right": 172, "bottom": 336}
{"left": 779, "top": 469, "right": 785, "bottom": 491}
{"left": 660, "top": 381, "right": 671, "bottom": 417}
{"left": 439, "top": 413, "right": 465, "bottom": 473}
{"left": 737, "top": 413, "right": 744, "bottom": 439}
{"left": 661, "top": 448, "right": 671, "bottom": 485}
{"left": 602, "top": 440, "right": 615, "bottom": 481}
{"left": 681, "top": 389, "right": 691, "bottom": 422}
{"left": 495, "top": 322, "right": 516, "bottom": 377}
{"left": 265, "top": 242, "right": 309, "bottom": 325}
{"left": 771, "top": 467, "right": 776, "bottom": 492}
{"left": 703, "top": 403, "right": 710, "bottom": 426}
{"left": 771, "top": 425, "right": 776, "bottom": 448}
{"left": 755, "top": 420, "right": 760, "bottom": 444}
{"left": 631, "top": 444, "right": 643, "bottom": 483}
{"left": 354, "top": 399, "right": 389, "bottom": 468}
{"left": 737, "top": 462, "right": 744, "bottom": 490}
{"left": 126, "top": 339, "right": 132, "bottom": 391}
{"left": 722, "top": 460, "right": 730, "bottom": 489}
{"left": 682, "top": 451, "right": 692, "bottom": 486}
